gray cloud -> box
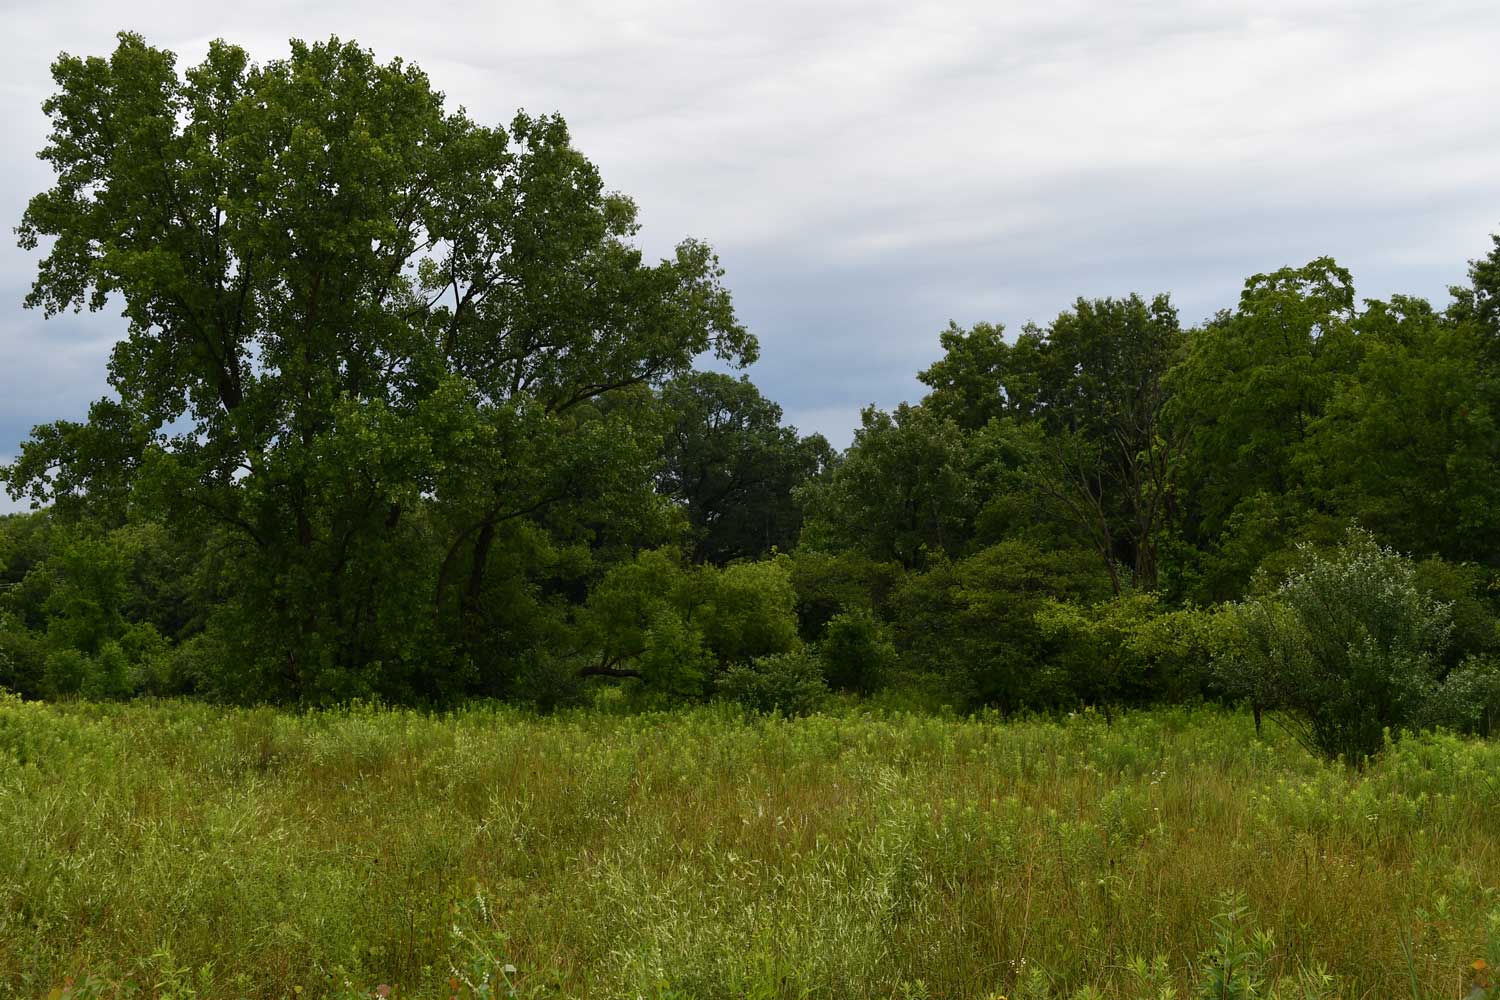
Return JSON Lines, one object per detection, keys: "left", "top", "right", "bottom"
{"left": 3, "top": 0, "right": 1499, "bottom": 514}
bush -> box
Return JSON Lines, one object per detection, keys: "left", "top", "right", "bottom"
{"left": 1215, "top": 529, "right": 1453, "bottom": 761}
{"left": 84, "top": 641, "right": 133, "bottom": 699}
{"left": 1034, "top": 594, "right": 1220, "bottom": 709}
{"left": 819, "top": 608, "right": 897, "bottom": 694}
{"left": 507, "top": 651, "right": 588, "bottom": 713}
{"left": 1426, "top": 654, "right": 1500, "bottom": 737}
{"left": 786, "top": 549, "right": 903, "bottom": 642}
{"left": 636, "top": 608, "right": 717, "bottom": 702}
{"left": 716, "top": 650, "right": 828, "bottom": 716}
{"left": 0, "top": 617, "right": 46, "bottom": 698}
{"left": 700, "top": 558, "right": 800, "bottom": 664}
{"left": 890, "top": 540, "right": 1112, "bottom": 711}
{"left": 576, "top": 549, "right": 802, "bottom": 704}
{"left": 43, "top": 647, "right": 91, "bottom": 697}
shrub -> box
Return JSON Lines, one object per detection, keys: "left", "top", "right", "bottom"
{"left": 576, "top": 549, "right": 802, "bottom": 704}
{"left": 890, "top": 540, "right": 1112, "bottom": 711}
{"left": 1215, "top": 529, "right": 1453, "bottom": 761}
{"left": 636, "top": 607, "right": 717, "bottom": 702}
{"left": 1425, "top": 654, "right": 1500, "bottom": 737}
{"left": 84, "top": 641, "right": 133, "bottom": 699}
{"left": 507, "top": 651, "right": 588, "bottom": 713}
{"left": 1034, "top": 594, "right": 1219, "bottom": 710}
{"left": 819, "top": 608, "right": 896, "bottom": 694}
{"left": 700, "top": 557, "right": 800, "bottom": 664}
{"left": 716, "top": 650, "right": 827, "bottom": 716}
{"left": 42, "top": 647, "right": 91, "bottom": 697}
{"left": 786, "top": 548, "right": 903, "bottom": 642}
{"left": 0, "top": 617, "right": 46, "bottom": 698}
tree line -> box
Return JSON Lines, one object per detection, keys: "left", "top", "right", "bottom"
{"left": 1, "top": 34, "right": 1497, "bottom": 757}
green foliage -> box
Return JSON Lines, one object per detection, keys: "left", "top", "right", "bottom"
{"left": 1034, "top": 593, "right": 1218, "bottom": 709}
{"left": 656, "top": 371, "right": 832, "bottom": 563}
{"left": 41, "top": 648, "right": 91, "bottom": 698}
{"left": 1169, "top": 259, "right": 1359, "bottom": 541}
{"left": 1216, "top": 529, "right": 1454, "bottom": 761}
{"left": 0, "top": 613, "right": 46, "bottom": 698}
{"left": 786, "top": 548, "right": 903, "bottom": 642}
{"left": 1302, "top": 296, "right": 1500, "bottom": 566}
{"left": 1425, "top": 655, "right": 1500, "bottom": 738}
{"left": 1015, "top": 294, "right": 1186, "bottom": 591}
{"left": 797, "top": 403, "right": 997, "bottom": 568}
{"left": 891, "top": 539, "right": 1113, "bottom": 710}
{"left": 3, "top": 33, "right": 751, "bottom": 702}
{"left": 576, "top": 547, "right": 710, "bottom": 692}
{"left": 819, "top": 607, "right": 897, "bottom": 694}
{"left": 1194, "top": 894, "right": 1274, "bottom": 1000}
{"left": 916, "top": 320, "right": 1014, "bottom": 430}
{"left": 574, "top": 549, "right": 800, "bottom": 700}
{"left": 1, "top": 30, "right": 1497, "bottom": 732}
{"left": 716, "top": 650, "right": 828, "bottom": 716}
{"left": 699, "top": 557, "right": 800, "bottom": 664}
{"left": 635, "top": 608, "right": 717, "bottom": 702}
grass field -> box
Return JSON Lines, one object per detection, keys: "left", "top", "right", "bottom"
{"left": 1, "top": 695, "right": 1498, "bottom": 999}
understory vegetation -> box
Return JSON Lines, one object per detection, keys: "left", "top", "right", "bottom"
{"left": 2, "top": 699, "right": 1498, "bottom": 1000}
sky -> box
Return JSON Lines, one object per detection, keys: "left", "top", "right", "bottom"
{"left": 2, "top": 0, "right": 1500, "bottom": 512}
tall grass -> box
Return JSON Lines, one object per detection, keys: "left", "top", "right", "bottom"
{"left": 1, "top": 694, "right": 1497, "bottom": 999}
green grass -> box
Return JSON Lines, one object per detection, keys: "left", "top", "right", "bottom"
{"left": 1, "top": 695, "right": 1498, "bottom": 999}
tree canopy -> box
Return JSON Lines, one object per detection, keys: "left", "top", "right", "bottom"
{"left": 2, "top": 32, "right": 1498, "bottom": 747}
{"left": 4, "top": 33, "right": 751, "bottom": 701}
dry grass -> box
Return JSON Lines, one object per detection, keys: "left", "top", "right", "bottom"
{"left": 1, "top": 695, "right": 1497, "bottom": 999}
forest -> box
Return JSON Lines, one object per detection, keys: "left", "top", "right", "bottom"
{"left": 0, "top": 34, "right": 1498, "bottom": 765}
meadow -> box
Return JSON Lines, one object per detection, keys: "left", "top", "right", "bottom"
{"left": 1, "top": 695, "right": 1498, "bottom": 1000}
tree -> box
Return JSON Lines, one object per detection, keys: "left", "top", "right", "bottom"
{"left": 1448, "top": 228, "right": 1500, "bottom": 358}
{"left": 889, "top": 539, "right": 1112, "bottom": 710}
{"left": 3, "top": 34, "right": 751, "bottom": 701}
{"left": 655, "top": 371, "right": 831, "bottom": 563}
{"left": 570, "top": 548, "right": 800, "bottom": 700}
{"left": 1167, "top": 259, "right": 1360, "bottom": 599}
{"left": 1014, "top": 294, "right": 1186, "bottom": 592}
{"left": 916, "top": 320, "right": 1013, "bottom": 430}
{"left": 1301, "top": 295, "right": 1500, "bottom": 566}
{"left": 797, "top": 403, "right": 989, "bottom": 569}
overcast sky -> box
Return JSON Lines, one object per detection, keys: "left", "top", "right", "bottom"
{"left": 3, "top": 0, "right": 1500, "bottom": 512}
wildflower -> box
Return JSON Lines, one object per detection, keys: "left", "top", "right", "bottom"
{"left": 1475, "top": 960, "right": 1488, "bottom": 972}
{"left": 376, "top": 986, "right": 392, "bottom": 998}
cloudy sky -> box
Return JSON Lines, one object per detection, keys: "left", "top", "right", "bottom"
{"left": 2, "top": 0, "right": 1499, "bottom": 511}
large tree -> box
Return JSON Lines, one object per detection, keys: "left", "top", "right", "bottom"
{"left": 916, "top": 320, "right": 1014, "bottom": 430}
{"left": 655, "top": 372, "right": 831, "bottom": 564}
{"left": 3, "top": 34, "right": 752, "bottom": 700}
{"left": 918, "top": 297, "right": 1184, "bottom": 591}
{"left": 1165, "top": 259, "right": 1365, "bottom": 600}
{"left": 1017, "top": 294, "right": 1185, "bottom": 592}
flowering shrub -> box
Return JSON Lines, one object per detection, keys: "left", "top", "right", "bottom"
{"left": 1216, "top": 528, "right": 1452, "bottom": 761}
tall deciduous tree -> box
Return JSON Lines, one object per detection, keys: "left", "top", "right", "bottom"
{"left": 1011, "top": 294, "right": 1184, "bottom": 592}
{"left": 3, "top": 34, "right": 751, "bottom": 700}
{"left": 798, "top": 403, "right": 992, "bottom": 569}
{"left": 656, "top": 372, "right": 832, "bottom": 564}
{"left": 1303, "top": 295, "right": 1500, "bottom": 566}
{"left": 917, "top": 321, "right": 1014, "bottom": 430}
{"left": 1166, "top": 259, "right": 1359, "bottom": 599}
